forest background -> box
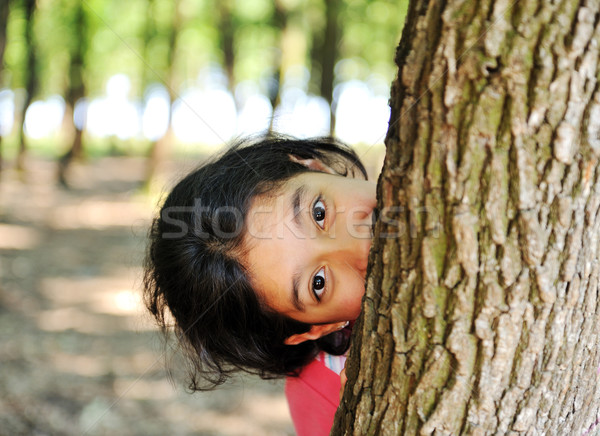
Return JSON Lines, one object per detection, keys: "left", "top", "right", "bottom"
{"left": 0, "top": 0, "right": 406, "bottom": 435}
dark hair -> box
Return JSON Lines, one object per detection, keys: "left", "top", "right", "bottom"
{"left": 143, "top": 135, "right": 367, "bottom": 390}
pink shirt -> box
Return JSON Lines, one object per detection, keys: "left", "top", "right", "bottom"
{"left": 285, "top": 351, "right": 347, "bottom": 436}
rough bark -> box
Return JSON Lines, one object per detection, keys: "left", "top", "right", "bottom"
{"left": 333, "top": 0, "right": 600, "bottom": 434}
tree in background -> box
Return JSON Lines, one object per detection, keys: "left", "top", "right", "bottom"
{"left": 143, "top": 0, "right": 181, "bottom": 187}
{"left": 216, "top": 0, "right": 236, "bottom": 95}
{"left": 0, "top": 0, "right": 10, "bottom": 174}
{"left": 16, "top": 0, "right": 38, "bottom": 173}
{"left": 0, "top": 0, "right": 409, "bottom": 181}
{"left": 266, "top": 0, "right": 288, "bottom": 131}
{"left": 311, "top": 0, "right": 340, "bottom": 136}
{"left": 334, "top": 0, "right": 600, "bottom": 434}
{"left": 57, "top": 0, "right": 88, "bottom": 186}
{"left": 139, "top": 0, "right": 157, "bottom": 95}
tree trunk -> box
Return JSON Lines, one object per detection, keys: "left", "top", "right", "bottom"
{"left": 333, "top": 0, "right": 600, "bottom": 434}
{"left": 143, "top": 0, "right": 180, "bottom": 189}
{"left": 0, "top": 0, "right": 10, "bottom": 174}
{"left": 57, "top": 1, "right": 87, "bottom": 187}
{"left": 140, "top": 0, "right": 156, "bottom": 90}
{"left": 267, "top": 0, "right": 287, "bottom": 133}
{"left": 311, "top": 0, "right": 340, "bottom": 136}
{"left": 217, "top": 0, "right": 235, "bottom": 94}
{"left": 321, "top": 0, "right": 339, "bottom": 136}
{"left": 17, "top": 0, "right": 38, "bottom": 173}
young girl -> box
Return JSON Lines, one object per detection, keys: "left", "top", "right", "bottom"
{"left": 143, "top": 136, "right": 377, "bottom": 435}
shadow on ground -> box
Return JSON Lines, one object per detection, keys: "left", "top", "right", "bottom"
{"left": 0, "top": 157, "right": 294, "bottom": 436}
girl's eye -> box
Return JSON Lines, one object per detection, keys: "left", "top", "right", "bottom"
{"left": 312, "top": 267, "right": 326, "bottom": 301}
{"left": 312, "top": 198, "right": 326, "bottom": 229}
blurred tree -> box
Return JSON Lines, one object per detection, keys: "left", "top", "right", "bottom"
{"left": 216, "top": 0, "right": 235, "bottom": 94}
{"left": 0, "top": 0, "right": 411, "bottom": 163}
{"left": 313, "top": 0, "right": 340, "bottom": 136}
{"left": 0, "top": 0, "right": 9, "bottom": 174}
{"left": 267, "top": 0, "right": 288, "bottom": 132}
{"left": 57, "top": 1, "right": 88, "bottom": 186}
{"left": 333, "top": 0, "right": 600, "bottom": 434}
{"left": 140, "top": 0, "right": 157, "bottom": 89}
{"left": 143, "top": 0, "right": 181, "bottom": 187}
{"left": 339, "top": 0, "right": 406, "bottom": 79}
{"left": 16, "top": 0, "right": 38, "bottom": 172}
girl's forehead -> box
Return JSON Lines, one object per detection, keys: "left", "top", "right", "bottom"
{"left": 246, "top": 171, "right": 351, "bottom": 235}
{"left": 254, "top": 173, "right": 312, "bottom": 206}
{"left": 247, "top": 187, "right": 295, "bottom": 232}
{"left": 242, "top": 173, "right": 325, "bottom": 253}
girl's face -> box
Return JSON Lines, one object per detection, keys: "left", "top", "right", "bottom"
{"left": 243, "top": 172, "right": 376, "bottom": 328}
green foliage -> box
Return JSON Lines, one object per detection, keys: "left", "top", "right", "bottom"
{"left": 5, "top": 0, "right": 408, "bottom": 93}
{"left": 2, "top": 0, "right": 409, "bottom": 157}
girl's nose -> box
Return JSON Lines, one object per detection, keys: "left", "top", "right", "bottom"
{"left": 345, "top": 206, "right": 374, "bottom": 239}
{"left": 336, "top": 222, "right": 372, "bottom": 273}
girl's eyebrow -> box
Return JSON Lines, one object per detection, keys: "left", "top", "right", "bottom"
{"left": 292, "top": 185, "right": 307, "bottom": 229}
{"left": 290, "top": 184, "right": 308, "bottom": 312}
{"left": 291, "top": 271, "right": 305, "bottom": 312}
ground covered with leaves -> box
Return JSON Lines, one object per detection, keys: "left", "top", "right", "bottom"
{"left": 0, "top": 156, "right": 294, "bottom": 436}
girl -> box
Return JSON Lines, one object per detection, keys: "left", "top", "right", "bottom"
{"left": 143, "top": 136, "right": 377, "bottom": 435}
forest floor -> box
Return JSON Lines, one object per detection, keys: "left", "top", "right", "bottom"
{"left": 0, "top": 155, "right": 295, "bottom": 436}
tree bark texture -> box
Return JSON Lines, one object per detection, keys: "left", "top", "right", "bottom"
{"left": 333, "top": 0, "right": 600, "bottom": 434}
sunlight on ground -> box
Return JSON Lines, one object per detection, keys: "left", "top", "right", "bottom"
{"left": 0, "top": 224, "right": 42, "bottom": 250}
{"left": 49, "top": 199, "right": 151, "bottom": 230}
{"left": 110, "top": 351, "right": 164, "bottom": 375}
{"left": 37, "top": 307, "right": 118, "bottom": 333}
{"left": 163, "top": 393, "right": 292, "bottom": 436}
{"left": 244, "top": 393, "right": 294, "bottom": 424}
{"left": 50, "top": 352, "right": 111, "bottom": 377}
{"left": 112, "top": 290, "right": 139, "bottom": 313}
{"left": 113, "top": 377, "right": 176, "bottom": 400}
{"left": 0, "top": 156, "right": 299, "bottom": 435}
{"left": 38, "top": 273, "right": 156, "bottom": 333}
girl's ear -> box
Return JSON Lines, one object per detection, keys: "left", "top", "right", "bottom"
{"left": 289, "top": 154, "right": 337, "bottom": 174}
{"left": 284, "top": 322, "right": 347, "bottom": 345}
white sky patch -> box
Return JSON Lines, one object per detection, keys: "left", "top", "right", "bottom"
{"left": 172, "top": 87, "right": 237, "bottom": 146}
{"left": 87, "top": 75, "right": 141, "bottom": 139}
{"left": 24, "top": 95, "right": 65, "bottom": 139}
{"left": 11, "top": 71, "right": 391, "bottom": 148}
{"left": 0, "top": 89, "right": 15, "bottom": 136}
{"left": 237, "top": 93, "right": 273, "bottom": 135}
{"left": 142, "top": 84, "right": 170, "bottom": 141}
{"left": 335, "top": 80, "right": 389, "bottom": 145}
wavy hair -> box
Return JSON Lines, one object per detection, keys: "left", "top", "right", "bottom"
{"left": 143, "top": 135, "right": 367, "bottom": 390}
